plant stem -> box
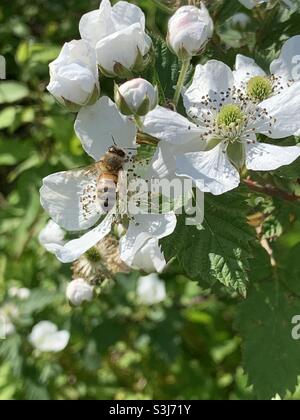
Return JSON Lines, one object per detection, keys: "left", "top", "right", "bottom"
{"left": 150, "top": 0, "right": 173, "bottom": 14}
{"left": 134, "top": 115, "right": 143, "bottom": 131}
{"left": 173, "top": 58, "right": 191, "bottom": 108}
{"left": 243, "top": 178, "right": 300, "bottom": 202}
{"left": 136, "top": 132, "right": 159, "bottom": 146}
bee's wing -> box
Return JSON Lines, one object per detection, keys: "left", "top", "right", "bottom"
{"left": 67, "top": 163, "right": 102, "bottom": 181}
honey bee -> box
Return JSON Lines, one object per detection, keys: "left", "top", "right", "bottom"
{"left": 95, "top": 146, "right": 127, "bottom": 212}
{"left": 76, "top": 146, "right": 130, "bottom": 221}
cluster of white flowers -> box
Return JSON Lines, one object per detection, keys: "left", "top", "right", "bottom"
{"left": 48, "top": 0, "right": 152, "bottom": 109}
{"left": 40, "top": 0, "right": 300, "bottom": 315}
{"left": 8, "top": 287, "right": 31, "bottom": 300}
{"left": 0, "top": 289, "right": 31, "bottom": 339}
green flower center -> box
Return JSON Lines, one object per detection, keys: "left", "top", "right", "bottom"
{"left": 216, "top": 104, "right": 245, "bottom": 128}
{"left": 247, "top": 76, "right": 273, "bottom": 102}
{"left": 86, "top": 247, "right": 102, "bottom": 263}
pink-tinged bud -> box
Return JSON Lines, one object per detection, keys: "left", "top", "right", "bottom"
{"left": 167, "top": 4, "right": 214, "bottom": 59}
{"left": 116, "top": 78, "right": 158, "bottom": 116}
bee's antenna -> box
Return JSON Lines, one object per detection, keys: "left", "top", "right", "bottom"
{"left": 111, "top": 135, "right": 118, "bottom": 147}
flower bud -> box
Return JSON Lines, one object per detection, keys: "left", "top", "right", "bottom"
{"left": 167, "top": 4, "right": 214, "bottom": 59}
{"left": 116, "top": 78, "right": 158, "bottom": 116}
{"left": 66, "top": 278, "right": 94, "bottom": 306}
{"left": 29, "top": 321, "right": 70, "bottom": 353}
{"left": 137, "top": 274, "right": 166, "bottom": 305}
{"left": 80, "top": 0, "right": 152, "bottom": 78}
{"left": 39, "top": 220, "right": 66, "bottom": 254}
{"left": 47, "top": 40, "right": 100, "bottom": 111}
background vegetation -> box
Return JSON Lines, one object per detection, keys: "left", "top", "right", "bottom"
{"left": 0, "top": 0, "right": 300, "bottom": 400}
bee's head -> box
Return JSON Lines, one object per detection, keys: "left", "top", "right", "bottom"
{"left": 108, "top": 146, "right": 126, "bottom": 158}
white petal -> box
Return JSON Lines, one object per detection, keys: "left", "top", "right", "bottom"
{"left": 29, "top": 321, "right": 70, "bottom": 353}
{"left": 233, "top": 54, "right": 266, "bottom": 88}
{"left": 270, "top": 35, "right": 300, "bottom": 82}
{"left": 147, "top": 139, "right": 206, "bottom": 184}
{"left": 259, "top": 82, "right": 300, "bottom": 138}
{"left": 45, "top": 331, "right": 70, "bottom": 353}
{"left": 66, "top": 279, "right": 94, "bottom": 306}
{"left": 176, "top": 144, "right": 240, "bottom": 195}
{"left": 53, "top": 213, "right": 113, "bottom": 264}
{"left": 120, "top": 213, "right": 177, "bottom": 266}
{"left": 75, "top": 96, "right": 137, "bottom": 161}
{"left": 183, "top": 60, "right": 234, "bottom": 111}
{"left": 147, "top": 142, "right": 177, "bottom": 180}
{"left": 80, "top": 0, "right": 146, "bottom": 49}
{"left": 79, "top": 0, "right": 113, "bottom": 48}
{"left": 40, "top": 169, "right": 101, "bottom": 232}
{"left": 142, "top": 106, "right": 205, "bottom": 145}
{"left": 111, "top": 1, "right": 145, "bottom": 31}
{"left": 137, "top": 274, "right": 166, "bottom": 305}
{"left": 47, "top": 40, "right": 99, "bottom": 106}
{"left": 48, "top": 64, "right": 95, "bottom": 103}
{"left": 128, "top": 238, "right": 166, "bottom": 273}
{"left": 39, "top": 220, "right": 66, "bottom": 253}
{"left": 96, "top": 23, "right": 151, "bottom": 74}
{"left": 245, "top": 142, "right": 300, "bottom": 171}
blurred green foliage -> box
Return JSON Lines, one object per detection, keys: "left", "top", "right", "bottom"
{"left": 0, "top": 0, "right": 300, "bottom": 400}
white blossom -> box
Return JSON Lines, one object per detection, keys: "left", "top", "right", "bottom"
{"left": 129, "top": 238, "right": 167, "bottom": 274}
{"left": 8, "top": 287, "right": 31, "bottom": 300}
{"left": 143, "top": 37, "right": 300, "bottom": 195}
{"left": 137, "top": 274, "right": 166, "bottom": 305}
{"left": 116, "top": 78, "right": 158, "bottom": 116}
{"left": 0, "top": 316, "right": 15, "bottom": 339}
{"left": 66, "top": 278, "right": 94, "bottom": 306}
{"left": 120, "top": 215, "right": 174, "bottom": 274}
{"left": 40, "top": 96, "right": 177, "bottom": 264}
{"left": 80, "top": 0, "right": 152, "bottom": 77}
{"left": 230, "top": 13, "right": 251, "bottom": 29}
{"left": 167, "top": 4, "right": 213, "bottom": 59}
{"left": 0, "top": 304, "right": 18, "bottom": 338}
{"left": 47, "top": 40, "right": 99, "bottom": 110}
{"left": 29, "top": 321, "right": 70, "bottom": 353}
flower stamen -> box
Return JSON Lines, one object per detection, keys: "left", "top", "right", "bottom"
{"left": 247, "top": 76, "right": 273, "bottom": 102}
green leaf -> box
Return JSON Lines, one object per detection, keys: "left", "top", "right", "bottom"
{"left": 151, "top": 38, "right": 193, "bottom": 103}
{"left": 235, "top": 280, "right": 300, "bottom": 400}
{"left": 0, "top": 107, "right": 17, "bottom": 129}
{"left": 0, "top": 336, "right": 23, "bottom": 377}
{"left": 161, "top": 192, "right": 254, "bottom": 296}
{"left": 24, "top": 380, "right": 50, "bottom": 400}
{"left": 280, "top": 243, "right": 300, "bottom": 296}
{"left": 20, "top": 290, "right": 61, "bottom": 314}
{"left": 0, "top": 82, "right": 29, "bottom": 104}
